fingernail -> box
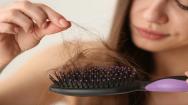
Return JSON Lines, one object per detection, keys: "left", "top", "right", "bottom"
{"left": 59, "top": 19, "right": 69, "bottom": 28}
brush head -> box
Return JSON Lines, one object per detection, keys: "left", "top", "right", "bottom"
{"left": 49, "top": 65, "right": 144, "bottom": 96}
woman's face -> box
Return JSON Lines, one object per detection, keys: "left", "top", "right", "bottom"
{"left": 130, "top": 0, "right": 188, "bottom": 52}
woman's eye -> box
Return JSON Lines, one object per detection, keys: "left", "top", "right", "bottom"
{"left": 175, "top": 0, "right": 188, "bottom": 10}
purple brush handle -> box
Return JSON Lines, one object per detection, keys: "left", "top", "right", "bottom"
{"left": 145, "top": 79, "right": 188, "bottom": 92}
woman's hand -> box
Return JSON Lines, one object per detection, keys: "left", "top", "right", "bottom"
{"left": 0, "top": 0, "right": 70, "bottom": 69}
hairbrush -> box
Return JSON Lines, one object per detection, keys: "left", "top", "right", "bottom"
{"left": 49, "top": 21, "right": 188, "bottom": 96}
{"left": 49, "top": 65, "right": 188, "bottom": 96}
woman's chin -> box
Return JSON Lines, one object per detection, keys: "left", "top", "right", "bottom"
{"left": 133, "top": 40, "right": 168, "bottom": 52}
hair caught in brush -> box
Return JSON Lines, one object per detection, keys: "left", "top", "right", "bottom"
{"left": 50, "top": 40, "right": 149, "bottom": 87}
{"left": 46, "top": 40, "right": 150, "bottom": 105}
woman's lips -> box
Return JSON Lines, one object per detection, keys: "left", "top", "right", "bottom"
{"left": 135, "top": 26, "right": 169, "bottom": 40}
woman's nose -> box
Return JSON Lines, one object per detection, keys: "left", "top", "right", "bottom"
{"left": 143, "top": 1, "right": 169, "bottom": 24}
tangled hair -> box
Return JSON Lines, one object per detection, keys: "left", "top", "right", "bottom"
{"left": 48, "top": 1, "right": 152, "bottom": 105}
{"left": 117, "top": 1, "right": 154, "bottom": 105}
{"left": 57, "top": 40, "right": 141, "bottom": 73}
{"left": 49, "top": 33, "right": 150, "bottom": 105}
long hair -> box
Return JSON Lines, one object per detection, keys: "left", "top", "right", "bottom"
{"left": 49, "top": 1, "right": 154, "bottom": 105}
{"left": 117, "top": 1, "right": 154, "bottom": 105}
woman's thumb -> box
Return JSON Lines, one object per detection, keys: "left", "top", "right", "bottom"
{"left": 17, "top": 21, "right": 71, "bottom": 51}
{"left": 38, "top": 20, "right": 71, "bottom": 37}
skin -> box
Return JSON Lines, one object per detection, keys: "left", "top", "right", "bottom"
{"left": 130, "top": 0, "right": 188, "bottom": 105}
{"left": 0, "top": 0, "right": 72, "bottom": 104}
{"left": 2, "top": 0, "right": 188, "bottom": 105}
{"left": 0, "top": 0, "right": 70, "bottom": 69}
{"left": 0, "top": 1, "right": 116, "bottom": 104}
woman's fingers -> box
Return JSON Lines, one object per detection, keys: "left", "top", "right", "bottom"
{"left": 0, "top": 23, "right": 19, "bottom": 35}
{"left": 11, "top": 1, "right": 48, "bottom": 28}
{"left": 38, "top": 20, "right": 70, "bottom": 36}
{"left": 0, "top": 9, "right": 33, "bottom": 33}
{"left": 36, "top": 3, "right": 70, "bottom": 28}
{"left": 10, "top": 1, "right": 69, "bottom": 29}
{"left": 0, "top": 0, "right": 71, "bottom": 39}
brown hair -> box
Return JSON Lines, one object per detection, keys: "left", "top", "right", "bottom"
{"left": 48, "top": 42, "right": 131, "bottom": 105}
{"left": 50, "top": 1, "right": 153, "bottom": 105}
{"left": 116, "top": 1, "right": 154, "bottom": 105}
{"left": 55, "top": 33, "right": 151, "bottom": 105}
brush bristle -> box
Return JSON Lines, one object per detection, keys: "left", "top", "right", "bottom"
{"left": 49, "top": 65, "right": 139, "bottom": 89}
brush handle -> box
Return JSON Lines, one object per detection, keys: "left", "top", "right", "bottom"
{"left": 145, "top": 76, "right": 188, "bottom": 92}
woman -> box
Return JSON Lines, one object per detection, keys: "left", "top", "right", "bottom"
{"left": 1, "top": 0, "right": 188, "bottom": 105}
{"left": 120, "top": 0, "right": 188, "bottom": 105}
